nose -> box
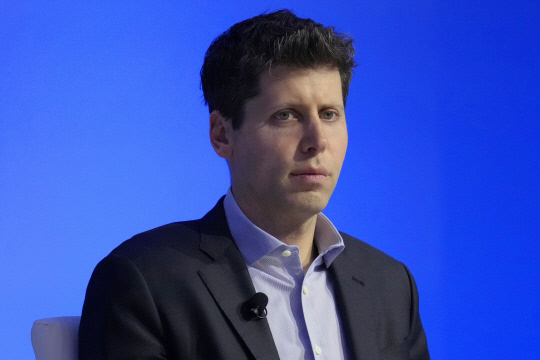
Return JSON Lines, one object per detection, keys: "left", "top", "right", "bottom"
{"left": 300, "top": 115, "right": 328, "bottom": 154}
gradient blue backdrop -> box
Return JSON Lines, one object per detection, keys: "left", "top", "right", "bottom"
{"left": 1, "top": 1, "right": 539, "bottom": 359}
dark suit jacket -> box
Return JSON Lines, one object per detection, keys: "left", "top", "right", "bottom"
{"left": 79, "top": 198, "right": 429, "bottom": 360}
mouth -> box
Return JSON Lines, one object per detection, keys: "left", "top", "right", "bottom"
{"left": 290, "top": 168, "right": 329, "bottom": 183}
{"left": 290, "top": 168, "right": 329, "bottom": 177}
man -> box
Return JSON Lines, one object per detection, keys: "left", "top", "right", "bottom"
{"left": 79, "top": 10, "right": 430, "bottom": 360}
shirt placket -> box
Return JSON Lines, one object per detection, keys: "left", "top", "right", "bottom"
{"left": 301, "top": 261, "right": 329, "bottom": 359}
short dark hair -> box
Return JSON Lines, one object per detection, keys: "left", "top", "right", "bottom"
{"left": 200, "top": 9, "right": 356, "bottom": 129}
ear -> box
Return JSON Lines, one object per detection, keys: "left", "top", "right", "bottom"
{"left": 209, "top": 110, "right": 233, "bottom": 159}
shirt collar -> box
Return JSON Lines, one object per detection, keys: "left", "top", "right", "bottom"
{"left": 223, "top": 189, "right": 345, "bottom": 268}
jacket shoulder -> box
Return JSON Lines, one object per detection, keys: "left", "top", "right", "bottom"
{"left": 108, "top": 219, "right": 205, "bottom": 264}
{"left": 117, "top": 220, "right": 201, "bottom": 246}
{"left": 339, "top": 231, "right": 405, "bottom": 270}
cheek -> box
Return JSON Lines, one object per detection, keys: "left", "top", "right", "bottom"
{"left": 330, "top": 129, "right": 348, "bottom": 161}
{"left": 339, "top": 126, "right": 349, "bottom": 156}
{"left": 258, "top": 135, "right": 293, "bottom": 161}
{"left": 340, "top": 138, "right": 348, "bottom": 160}
{"left": 237, "top": 142, "right": 278, "bottom": 177}
{"left": 234, "top": 130, "right": 295, "bottom": 176}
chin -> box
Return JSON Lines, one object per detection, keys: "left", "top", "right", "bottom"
{"left": 286, "top": 191, "right": 330, "bottom": 215}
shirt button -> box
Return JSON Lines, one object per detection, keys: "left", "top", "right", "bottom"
{"left": 303, "top": 285, "right": 308, "bottom": 294}
{"left": 282, "top": 250, "right": 292, "bottom": 257}
{"left": 315, "top": 345, "right": 322, "bottom": 355}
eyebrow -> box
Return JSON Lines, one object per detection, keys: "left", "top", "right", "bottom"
{"left": 267, "top": 103, "right": 345, "bottom": 112}
{"left": 319, "top": 104, "right": 345, "bottom": 111}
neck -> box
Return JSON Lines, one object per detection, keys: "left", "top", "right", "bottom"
{"left": 233, "top": 194, "right": 319, "bottom": 272}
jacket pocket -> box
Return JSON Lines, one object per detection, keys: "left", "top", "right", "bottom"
{"left": 379, "top": 340, "right": 410, "bottom": 360}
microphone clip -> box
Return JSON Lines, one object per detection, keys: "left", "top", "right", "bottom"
{"left": 241, "top": 292, "right": 268, "bottom": 321}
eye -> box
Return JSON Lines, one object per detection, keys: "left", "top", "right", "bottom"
{"left": 274, "top": 111, "right": 295, "bottom": 121}
{"left": 321, "top": 111, "right": 337, "bottom": 120}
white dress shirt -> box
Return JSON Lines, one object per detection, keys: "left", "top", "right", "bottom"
{"left": 224, "top": 189, "right": 349, "bottom": 360}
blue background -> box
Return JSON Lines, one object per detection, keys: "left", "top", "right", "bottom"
{"left": 1, "top": 1, "right": 539, "bottom": 358}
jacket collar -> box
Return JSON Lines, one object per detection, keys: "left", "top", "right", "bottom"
{"left": 329, "top": 234, "right": 381, "bottom": 360}
{"left": 196, "top": 197, "right": 280, "bottom": 360}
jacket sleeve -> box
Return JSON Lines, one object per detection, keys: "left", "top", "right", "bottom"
{"left": 403, "top": 264, "right": 430, "bottom": 360}
{"left": 78, "top": 254, "right": 167, "bottom": 360}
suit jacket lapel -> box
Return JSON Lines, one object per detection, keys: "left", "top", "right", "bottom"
{"left": 197, "top": 198, "right": 280, "bottom": 360}
{"left": 330, "top": 242, "right": 380, "bottom": 360}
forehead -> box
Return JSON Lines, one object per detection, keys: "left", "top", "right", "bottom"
{"left": 260, "top": 65, "right": 340, "bottom": 87}
{"left": 253, "top": 65, "right": 343, "bottom": 105}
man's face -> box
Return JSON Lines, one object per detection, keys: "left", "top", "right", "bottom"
{"left": 226, "top": 66, "right": 348, "bottom": 221}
